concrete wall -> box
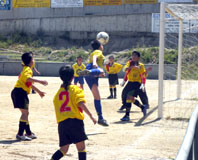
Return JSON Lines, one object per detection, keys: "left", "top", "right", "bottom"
{"left": 0, "top": 62, "right": 177, "bottom": 80}
{"left": 0, "top": 4, "right": 160, "bottom": 35}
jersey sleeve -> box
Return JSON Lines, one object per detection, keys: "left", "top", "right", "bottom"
{"left": 140, "top": 64, "right": 146, "bottom": 75}
{"left": 115, "top": 63, "right": 123, "bottom": 73}
{"left": 75, "top": 87, "right": 86, "bottom": 105}
{"left": 123, "top": 61, "right": 130, "bottom": 72}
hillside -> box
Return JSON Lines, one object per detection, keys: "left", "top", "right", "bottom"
{"left": 0, "top": 33, "right": 198, "bottom": 79}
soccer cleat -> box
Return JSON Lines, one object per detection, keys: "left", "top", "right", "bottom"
{"left": 25, "top": 133, "right": 37, "bottom": 139}
{"left": 77, "top": 69, "right": 90, "bottom": 76}
{"left": 107, "top": 95, "right": 113, "bottom": 99}
{"left": 120, "top": 115, "right": 130, "bottom": 121}
{"left": 118, "top": 105, "right": 126, "bottom": 111}
{"left": 98, "top": 119, "right": 109, "bottom": 126}
{"left": 120, "top": 80, "right": 126, "bottom": 87}
{"left": 16, "top": 134, "right": 32, "bottom": 141}
{"left": 114, "top": 95, "right": 117, "bottom": 99}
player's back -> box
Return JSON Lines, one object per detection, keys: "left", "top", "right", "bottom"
{"left": 53, "top": 85, "right": 85, "bottom": 123}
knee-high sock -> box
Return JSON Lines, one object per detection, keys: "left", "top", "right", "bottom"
{"left": 78, "top": 150, "right": 86, "bottom": 160}
{"left": 94, "top": 99, "right": 103, "bottom": 120}
{"left": 133, "top": 99, "right": 142, "bottom": 108}
{"left": 18, "top": 120, "right": 26, "bottom": 136}
{"left": 109, "top": 88, "right": 113, "bottom": 96}
{"left": 113, "top": 87, "right": 116, "bottom": 97}
{"left": 125, "top": 103, "right": 132, "bottom": 116}
{"left": 25, "top": 121, "right": 32, "bottom": 135}
{"left": 51, "top": 150, "right": 64, "bottom": 160}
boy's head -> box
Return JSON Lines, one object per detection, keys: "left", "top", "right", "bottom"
{"left": 91, "top": 40, "right": 102, "bottom": 51}
{"left": 59, "top": 65, "right": 74, "bottom": 86}
{"left": 22, "top": 52, "right": 33, "bottom": 66}
{"left": 77, "top": 55, "right": 83, "bottom": 64}
{"left": 108, "top": 55, "right": 114, "bottom": 63}
{"left": 131, "top": 51, "right": 140, "bottom": 62}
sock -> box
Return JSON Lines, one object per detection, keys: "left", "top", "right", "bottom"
{"left": 110, "top": 88, "right": 113, "bottom": 96}
{"left": 133, "top": 99, "right": 142, "bottom": 108}
{"left": 125, "top": 103, "right": 132, "bottom": 116}
{"left": 113, "top": 88, "right": 116, "bottom": 97}
{"left": 51, "top": 150, "right": 64, "bottom": 160}
{"left": 25, "top": 121, "right": 32, "bottom": 135}
{"left": 78, "top": 150, "right": 86, "bottom": 160}
{"left": 94, "top": 99, "right": 103, "bottom": 120}
{"left": 18, "top": 120, "right": 26, "bottom": 136}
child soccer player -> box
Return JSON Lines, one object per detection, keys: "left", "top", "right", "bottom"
{"left": 120, "top": 51, "right": 146, "bottom": 121}
{"left": 72, "top": 56, "right": 86, "bottom": 89}
{"left": 119, "top": 65, "right": 152, "bottom": 116}
{"left": 11, "top": 52, "right": 48, "bottom": 141}
{"left": 105, "top": 56, "right": 123, "bottom": 99}
{"left": 22, "top": 52, "right": 40, "bottom": 94}
{"left": 78, "top": 40, "right": 108, "bottom": 126}
{"left": 51, "top": 65, "right": 96, "bottom": 160}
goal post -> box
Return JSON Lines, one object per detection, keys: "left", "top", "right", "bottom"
{"left": 158, "top": 3, "right": 198, "bottom": 119}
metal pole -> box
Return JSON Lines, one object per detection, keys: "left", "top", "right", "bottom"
{"left": 158, "top": 2, "right": 166, "bottom": 119}
{"left": 177, "top": 20, "right": 183, "bottom": 99}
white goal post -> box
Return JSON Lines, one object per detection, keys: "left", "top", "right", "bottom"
{"left": 158, "top": 3, "right": 198, "bottom": 118}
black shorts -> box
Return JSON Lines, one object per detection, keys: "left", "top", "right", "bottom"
{"left": 11, "top": 88, "right": 29, "bottom": 109}
{"left": 58, "top": 118, "right": 88, "bottom": 147}
{"left": 108, "top": 74, "right": 118, "bottom": 86}
{"left": 121, "top": 82, "right": 141, "bottom": 105}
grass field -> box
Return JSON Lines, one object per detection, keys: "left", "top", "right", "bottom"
{"left": 0, "top": 76, "right": 196, "bottom": 160}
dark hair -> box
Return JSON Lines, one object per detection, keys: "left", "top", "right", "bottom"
{"left": 91, "top": 40, "right": 101, "bottom": 50}
{"left": 109, "top": 55, "right": 114, "bottom": 59}
{"left": 59, "top": 65, "right": 74, "bottom": 90}
{"left": 22, "top": 52, "right": 33, "bottom": 66}
{"left": 77, "top": 55, "right": 82, "bottom": 59}
{"left": 132, "top": 51, "right": 140, "bottom": 57}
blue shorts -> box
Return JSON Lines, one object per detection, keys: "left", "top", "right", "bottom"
{"left": 74, "top": 76, "right": 84, "bottom": 85}
{"left": 85, "top": 63, "right": 100, "bottom": 89}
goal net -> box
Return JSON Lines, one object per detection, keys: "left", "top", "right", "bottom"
{"left": 158, "top": 3, "right": 198, "bottom": 124}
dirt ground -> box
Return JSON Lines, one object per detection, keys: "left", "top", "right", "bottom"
{"left": 0, "top": 76, "right": 196, "bottom": 160}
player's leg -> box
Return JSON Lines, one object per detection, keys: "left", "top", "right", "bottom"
{"left": 119, "top": 82, "right": 131, "bottom": 111}
{"left": 113, "top": 85, "right": 117, "bottom": 99}
{"left": 121, "top": 95, "right": 134, "bottom": 121}
{"left": 17, "top": 109, "right": 32, "bottom": 140}
{"left": 91, "top": 84, "right": 108, "bottom": 126}
{"left": 139, "top": 88, "right": 149, "bottom": 108}
{"left": 79, "top": 77, "right": 84, "bottom": 90}
{"left": 107, "top": 85, "right": 113, "bottom": 99}
{"left": 76, "top": 141, "right": 86, "bottom": 160}
{"left": 74, "top": 77, "right": 78, "bottom": 85}
{"left": 51, "top": 145, "right": 69, "bottom": 160}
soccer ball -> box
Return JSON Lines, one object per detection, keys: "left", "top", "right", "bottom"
{"left": 96, "top": 32, "right": 109, "bottom": 45}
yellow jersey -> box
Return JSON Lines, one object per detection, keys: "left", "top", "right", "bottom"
{"left": 72, "top": 63, "right": 86, "bottom": 77}
{"left": 124, "top": 61, "right": 145, "bottom": 83}
{"left": 88, "top": 50, "right": 104, "bottom": 68}
{"left": 53, "top": 85, "right": 86, "bottom": 123}
{"left": 15, "top": 66, "right": 33, "bottom": 94}
{"left": 105, "top": 62, "right": 123, "bottom": 74}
